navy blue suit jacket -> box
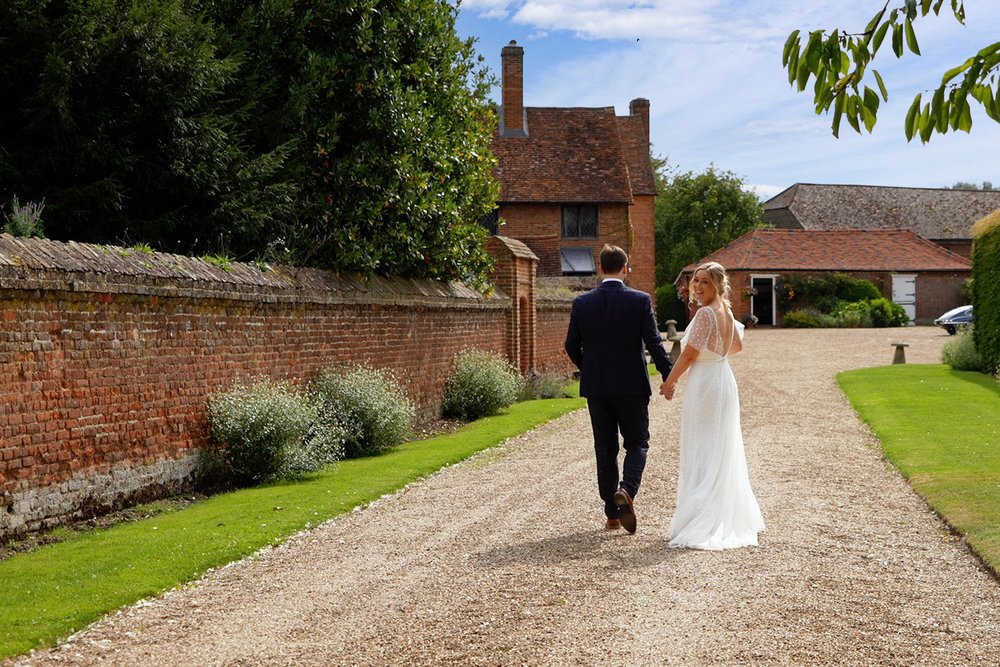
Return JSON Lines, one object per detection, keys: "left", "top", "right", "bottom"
{"left": 564, "top": 280, "right": 673, "bottom": 397}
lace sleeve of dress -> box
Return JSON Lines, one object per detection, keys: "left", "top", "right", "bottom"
{"left": 681, "top": 307, "right": 715, "bottom": 351}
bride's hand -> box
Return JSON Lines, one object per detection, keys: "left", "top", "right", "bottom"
{"left": 660, "top": 381, "right": 675, "bottom": 400}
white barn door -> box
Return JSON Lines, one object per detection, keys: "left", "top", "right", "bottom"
{"left": 891, "top": 274, "right": 916, "bottom": 323}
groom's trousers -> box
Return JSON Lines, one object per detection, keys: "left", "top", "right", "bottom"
{"left": 586, "top": 395, "right": 650, "bottom": 519}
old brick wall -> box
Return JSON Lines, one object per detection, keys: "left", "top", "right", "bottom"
{"left": 535, "top": 298, "right": 575, "bottom": 376}
{"left": 0, "top": 235, "right": 518, "bottom": 538}
{"left": 915, "top": 272, "right": 969, "bottom": 323}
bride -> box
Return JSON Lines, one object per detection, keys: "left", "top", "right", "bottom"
{"left": 659, "top": 261, "right": 765, "bottom": 549}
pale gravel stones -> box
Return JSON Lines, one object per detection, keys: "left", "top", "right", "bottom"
{"left": 11, "top": 327, "right": 1000, "bottom": 666}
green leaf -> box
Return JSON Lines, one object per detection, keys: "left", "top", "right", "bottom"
{"left": 782, "top": 30, "right": 800, "bottom": 66}
{"left": 904, "top": 94, "right": 922, "bottom": 141}
{"left": 919, "top": 104, "right": 934, "bottom": 142}
{"left": 872, "top": 22, "right": 891, "bottom": 53}
{"left": 942, "top": 57, "right": 974, "bottom": 84}
{"left": 862, "top": 106, "right": 877, "bottom": 132}
{"left": 921, "top": 0, "right": 933, "bottom": 13}
{"left": 796, "top": 58, "right": 811, "bottom": 91}
{"left": 863, "top": 86, "right": 880, "bottom": 115}
{"left": 892, "top": 23, "right": 904, "bottom": 57}
{"left": 840, "top": 51, "right": 850, "bottom": 75}
{"left": 873, "top": 69, "right": 889, "bottom": 100}
{"left": 832, "top": 92, "right": 846, "bottom": 137}
{"left": 786, "top": 48, "right": 799, "bottom": 84}
{"left": 904, "top": 19, "right": 921, "bottom": 56}
{"left": 846, "top": 96, "right": 862, "bottom": 133}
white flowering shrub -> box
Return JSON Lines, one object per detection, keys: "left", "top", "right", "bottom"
{"left": 442, "top": 349, "right": 524, "bottom": 421}
{"left": 312, "top": 366, "right": 415, "bottom": 458}
{"left": 208, "top": 379, "right": 343, "bottom": 486}
{"left": 941, "top": 325, "right": 987, "bottom": 372}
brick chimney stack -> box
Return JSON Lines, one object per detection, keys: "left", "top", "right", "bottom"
{"left": 630, "top": 98, "right": 650, "bottom": 147}
{"left": 501, "top": 40, "right": 526, "bottom": 137}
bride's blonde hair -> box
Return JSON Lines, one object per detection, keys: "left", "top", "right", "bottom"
{"left": 689, "top": 261, "right": 732, "bottom": 310}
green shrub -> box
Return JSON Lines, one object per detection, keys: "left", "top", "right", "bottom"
{"left": 2, "top": 196, "right": 45, "bottom": 238}
{"left": 779, "top": 272, "right": 882, "bottom": 312}
{"left": 656, "top": 284, "right": 689, "bottom": 330}
{"left": 830, "top": 272, "right": 882, "bottom": 303}
{"left": 813, "top": 295, "right": 845, "bottom": 315}
{"left": 443, "top": 349, "right": 524, "bottom": 420}
{"left": 208, "top": 379, "right": 343, "bottom": 486}
{"left": 867, "top": 297, "right": 909, "bottom": 327}
{"left": 834, "top": 300, "right": 874, "bottom": 328}
{"left": 312, "top": 366, "right": 415, "bottom": 458}
{"left": 783, "top": 309, "right": 821, "bottom": 328}
{"left": 942, "top": 326, "right": 988, "bottom": 372}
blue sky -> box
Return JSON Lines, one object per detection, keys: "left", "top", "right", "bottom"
{"left": 454, "top": 1, "right": 1000, "bottom": 201}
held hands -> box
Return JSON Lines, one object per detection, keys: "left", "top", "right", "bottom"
{"left": 660, "top": 381, "right": 676, "bottom": 401}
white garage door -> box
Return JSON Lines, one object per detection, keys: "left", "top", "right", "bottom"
{"left": 891, "top": 274, "right": 916, "bottom": 323}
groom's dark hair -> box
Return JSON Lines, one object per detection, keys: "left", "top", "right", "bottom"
{"left": 599, "top": 245, "right": 628, "bottom": 274}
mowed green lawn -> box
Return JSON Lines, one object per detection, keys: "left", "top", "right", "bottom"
{"left": 0, "top": 391, "right": 585, "bottom": 660}
{"left": 837, "top": 364, "right": 1000, "bottom": 573}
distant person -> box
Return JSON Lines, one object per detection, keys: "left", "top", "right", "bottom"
{"left": 565, "top": 245, "right": 673, "bottom": 534}
{"left": 660, "top": 261, "right": 764, "bottom": 549}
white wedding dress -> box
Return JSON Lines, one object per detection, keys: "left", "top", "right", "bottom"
{"left": 668, "top": 306, "right": 765, "bottom": 550}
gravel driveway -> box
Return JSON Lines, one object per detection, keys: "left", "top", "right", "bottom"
{"left": 12, "top": 327, "right": 1000, "bottom": 666}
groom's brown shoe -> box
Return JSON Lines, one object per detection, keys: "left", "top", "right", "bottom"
{"left": 605, "top": 518, "right": 622, "bottom": 530}
{"left": 613, "top": 488, "right": 636, "bottom": 534}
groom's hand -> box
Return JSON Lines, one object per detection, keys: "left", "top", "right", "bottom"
{"left": 660, "top": 381, "right": 674, "bottom": 400}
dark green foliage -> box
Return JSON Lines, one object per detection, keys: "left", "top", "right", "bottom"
{"left": 655, "top": 283, "right": 689, "bottom": 330}
{"left": 778, "top": 273, "right": 882, "bottom": 312}
{"left": 972, "top": 213, "right": 1000, "bottom": 372}
{"left": 1, "top": 0, "right": 499, "bottom": 285}
{"left": 312, "top": 366, "right": 415, "bottom": 459}
{"left": 866, "top": 297, "right": 910, "bottom": 328}
{"left": 654, "top": 160, "right": 764, "bottom": 288}
{"left": 0, "top": 0, "right": 292, "bottom": 256}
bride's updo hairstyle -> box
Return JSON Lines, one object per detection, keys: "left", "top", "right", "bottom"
{"left": 690, "top": 261, "right": 732, "bottom": 310}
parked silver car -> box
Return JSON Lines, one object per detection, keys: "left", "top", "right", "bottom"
{"left": 933, "top": 305, "right": 973, "bottom": 335}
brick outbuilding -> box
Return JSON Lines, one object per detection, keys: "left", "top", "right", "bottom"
{"left": 676, "top": 229, "right": 972, "bottom": 326}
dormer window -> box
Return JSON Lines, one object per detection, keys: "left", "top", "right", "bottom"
{"left": 562, "top": 205, "right": 598, "bottom": 239}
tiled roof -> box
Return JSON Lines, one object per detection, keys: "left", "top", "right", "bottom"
{"left": 762, "top": 183, "right": 1000, "bottom": 240}
{"left": 680, "top": 229, "right": 972, "bottom": 275}
{"left": 491, "top": 107, "right": 637, "bottom": 203}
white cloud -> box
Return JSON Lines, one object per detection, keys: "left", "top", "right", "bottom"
{"left": 459, "top": 1, "right": 1000, "bottom": 191}
{"left": 512, "top": 1, "right": 720, "bottom": 40}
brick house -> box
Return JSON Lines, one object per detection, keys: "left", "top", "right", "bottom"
{"left": 488, "top": 40, "right": 657, "bottom": 301}
{"left": 763, "top": 183, "right": 1000, "bottom": 259}
{"left": 676, "top": 229, "right": 972, "bottom": 326}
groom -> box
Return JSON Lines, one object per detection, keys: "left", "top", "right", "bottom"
{"left": 564, "top": 245, "right": 672, "bottom": 534}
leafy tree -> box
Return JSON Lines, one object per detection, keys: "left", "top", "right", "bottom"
{"left": 0, "top": 0, "right": 292, "bottom": 256}
{"left": 282, "top": 0, "right": 499, "bottom": 285}
{"left": 654, "top": 161, "right": 764, "bottom": 288}
{"left": 782, "top": 0, "right": 1000, "bottom": 142}
{"left": 1, "top": 0, "right": 499, "bottom": 286}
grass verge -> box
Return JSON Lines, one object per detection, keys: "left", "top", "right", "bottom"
{"left": 0, "top": 391, "right": 584, "bottom": 659}
{"left": 837, "top": 364, "right": 1000, "bottom": 574}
